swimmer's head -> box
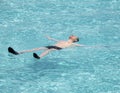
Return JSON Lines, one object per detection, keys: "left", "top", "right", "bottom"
{"left": 69, "top": 35, "right": 79, "bottom": 42}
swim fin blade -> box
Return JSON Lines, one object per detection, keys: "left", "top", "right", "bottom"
{"left": 33, "top": 53, "right": 40, "bottom": 59}
{"left": 8, "top": 47, "right": 19, "bottom": 55}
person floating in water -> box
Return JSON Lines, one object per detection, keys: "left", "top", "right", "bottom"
{"left": 8, "top": 35, "right": 84, "bottom": 59}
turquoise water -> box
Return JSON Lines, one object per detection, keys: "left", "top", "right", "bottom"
{"left": 0, "top": 0, "right": 120, "bottom": 93}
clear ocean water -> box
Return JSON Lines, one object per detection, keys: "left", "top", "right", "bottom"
{"left": 0, "top": 0, "right": 120, "bottom": 93}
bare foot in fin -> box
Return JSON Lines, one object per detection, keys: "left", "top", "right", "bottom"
{"left": 8, "top": 47, "right": 19, "bottom": 55}
{"left": 33, "top": 53, "right": 40, "bottom": 59}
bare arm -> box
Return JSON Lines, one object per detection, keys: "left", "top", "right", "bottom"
{"left": 72, "top": 43, "right": 112, "bottom": 48}
{"left": 45, "top": 36, "right": 59, "bottom": 42}
{"left": 72, "top": 43, "right": 85, "bottom": 47}
{"left": 73, "top": 44, "right": 107, "bottom": 48}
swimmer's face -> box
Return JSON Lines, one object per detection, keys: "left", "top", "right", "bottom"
{"left": 69, "top": 35, "right": 79, "bottom": 42}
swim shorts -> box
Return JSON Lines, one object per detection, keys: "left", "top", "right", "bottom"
{"left": 45, "top": 46, "right": 62, "bottom": 50}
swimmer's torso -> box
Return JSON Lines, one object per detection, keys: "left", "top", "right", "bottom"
{"left": 54, "top": 41, "right": 73, "bottom": 48}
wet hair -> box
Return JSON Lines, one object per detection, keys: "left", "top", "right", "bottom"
{"left": 69, "top": 35, "right": 73, "bottom": 39}
{"left": 69, "top": 35, "right": 79, "bottom": 42}
{"left": 73, "top": 38, "right": 79, "bottom": 42}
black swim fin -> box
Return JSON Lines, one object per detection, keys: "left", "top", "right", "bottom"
{"left": 33, "top": 53, "right": 40, "bottom": 59}
{"left": 8, "top": 47, "right": 19, "bottom": 55}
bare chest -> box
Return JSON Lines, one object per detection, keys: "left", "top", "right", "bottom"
{"left": 55, "top": 41, "right": 72, "bottom": 48}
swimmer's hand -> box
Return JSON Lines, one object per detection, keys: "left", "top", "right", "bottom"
{"left": 45, "top": 35, "right": 59, "bottom": 42}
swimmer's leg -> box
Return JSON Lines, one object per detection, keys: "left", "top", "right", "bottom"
{"left": 8, "top": 47, "right": 47, "bottom": 55}
{"left": 19, "top": 47, "right": 47, "bottom": 54}
{"left": 33, "top": 49, "right": 55, "bottom": 59}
